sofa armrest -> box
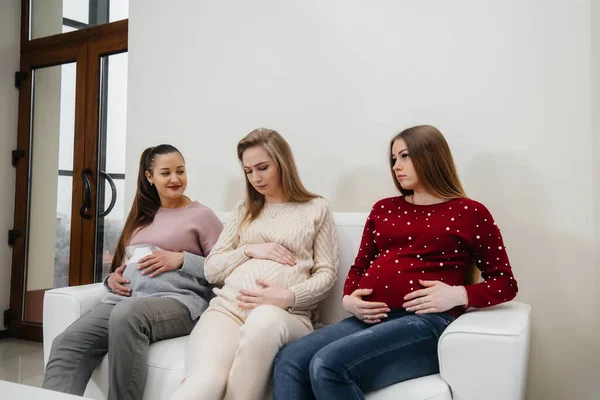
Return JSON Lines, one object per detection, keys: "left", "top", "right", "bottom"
{"left": 43, "top": 283, "right": 107, "bottom": 366}
{"left": 438, "top": 301, "right": 531, "bottom": 400}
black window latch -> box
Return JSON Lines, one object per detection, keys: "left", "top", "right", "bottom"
{"left": 11, "top": 149, "right": 25, "bottom": 166}
{"left": 8, "top": 229, "right": 21, "bottom": 246}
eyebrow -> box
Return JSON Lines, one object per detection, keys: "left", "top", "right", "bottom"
{"left": 159, "top": 165, "right": 185, "bottom": 171}
{"left": 392, "top": 148, "right": 408, "bottom": 156}
{"left": 243, "top": 161, "right": 269, "bottom": 169}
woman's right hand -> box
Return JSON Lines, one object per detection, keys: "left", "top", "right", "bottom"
{"left": 244, "top": 243, "right": 296, "bottom": 266}
{"left": 343, "top": 289, "right": 390, "bottom": 324}
{"left": 108, "top": 265, "right": 131, "bottom": 297}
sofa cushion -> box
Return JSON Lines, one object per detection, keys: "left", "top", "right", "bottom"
{"left": 84, "top": 337, "right": 188, "bottom": 400}
{"left": 318, "top": 212, "right": 369, "bottom": 325}
{"left": 85, "top": 335, "right": 450, "bottom": 400}
{"left": 366, "top": 374, "right": 451, "bottom": 400}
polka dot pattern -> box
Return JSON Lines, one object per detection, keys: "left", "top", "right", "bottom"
{"left": 343, "top": 196, "right": 518, "bottom": 316}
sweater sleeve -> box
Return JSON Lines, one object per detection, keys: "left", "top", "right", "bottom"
{"left": 178, "top": 252, "right": 208, "bottom": 280}
{"left": 288, "top": 199, "right": 339, "bottom": 310}
{"left": 103, "top": 274, "right": 113, "bottom": 292}
{"left": 464, "top": 204, "right": 519, "bottom": 308}
{"left": 197, "top": 207, "right": 224, "bottom": 256}
{"left": 178, "top": 206, "right": 224, "bottom": 279}
{"left": 343, "top": 206, "right": 378, "bottom": 296}
{"left": 204, "top": 201, "right": 250, "bottom": 284}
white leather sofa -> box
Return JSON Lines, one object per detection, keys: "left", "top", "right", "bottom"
{"left": 43, "top": 212, "right": 531, "bottom": 400}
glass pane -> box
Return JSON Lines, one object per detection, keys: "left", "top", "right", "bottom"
{"left": 63, "top": 0, "right": 89, "bottom": 24}
{"left": 24, "top": 62, "right": 76, "bottom": 324}
{"left": 30, "top": 0, "right": 129, "bottom": 40}
{"left": 95, "top": 52, "right": 128, "bottom": 282}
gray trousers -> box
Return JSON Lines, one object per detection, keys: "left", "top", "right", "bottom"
{"left": 42, "top": 297, "right": 196, "bottom": 400}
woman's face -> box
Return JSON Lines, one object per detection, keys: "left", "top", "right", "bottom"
{"left": 391, "top": 138, "right": 421, "bottom": 191}
{"left": 242, "top": 145, "right": 283, "bottom": 201}
{"left": 146, "top": 152, "right": 187, "bottom": 204}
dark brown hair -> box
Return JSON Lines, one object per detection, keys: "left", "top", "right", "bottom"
{"left": 110, "top": 144, "right": 182, "bottom": 271}
{"left": 389, "top": 125, "right": 466, "bottom": 199}
{"left": 237, "top": 128, "right": 318, "bottom": 224}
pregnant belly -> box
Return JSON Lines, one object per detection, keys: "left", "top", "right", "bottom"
{"left": 122, "top": 262, "right": 193, "bottom": 292}
{"left": 224, "top": 259, "right": 292, "bottom": 292}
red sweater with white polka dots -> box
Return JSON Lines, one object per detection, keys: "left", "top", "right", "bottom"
{"left": 343, "top": 196, "right": 518, "bottom": 318}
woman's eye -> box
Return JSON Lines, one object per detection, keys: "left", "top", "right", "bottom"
{"left": 245, "top": 170, "right": 252, "bottom": 175}
{"left": 401, "top": 153, "right": 410, "bottom": 159}
{"left": 258, "top": 166, "right": 268, "bottom": 171}
{"left": 161, "top": 173, "right": 169, "bottom": 176}
{"left": 177, "top": 170, "right": 185, "bottom": 175}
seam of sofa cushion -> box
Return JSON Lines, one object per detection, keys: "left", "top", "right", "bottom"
{"left": 372, "top": 383, "right": 450, "bottom": 399}
{"left": 441, "top": 319, "right": 528, "bottom": 338}
{"left": 423, "top": 392, "right": 451, "bottom": 400}
{"left": 147, "top": 362, "right": 185, "bottom": 373}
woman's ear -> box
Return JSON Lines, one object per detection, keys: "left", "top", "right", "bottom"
{"left": 145, "top": 171, "right": 153, "bottom": 186}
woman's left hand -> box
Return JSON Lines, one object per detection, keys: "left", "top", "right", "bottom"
{"left": 137, "top": 250, "right": 184, "bottom": 277}
{"left": 402, "top": 280, "right": 468, "bottom": 314}
{"left": 237, "top": 279, "right": 295, "bottom": 310}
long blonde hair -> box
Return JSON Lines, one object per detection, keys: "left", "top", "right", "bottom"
{"left": 237, "top": 128, "right": 319, "bottom": 224}
{"left": 390, "top": 125, "right": 467, "bottom": 199}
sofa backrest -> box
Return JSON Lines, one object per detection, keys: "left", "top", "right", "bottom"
{"left": 215, "top": 211, "right": 368, "bottom": 324}
{"left": 318, "top": 213, "right": 368, "bottom": 324}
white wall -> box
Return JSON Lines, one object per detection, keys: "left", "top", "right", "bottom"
{"left": 30, "top": 0, "right": 62, "bottom": 40}
{"left": 127, "top": 1, "right": 600, "bottom": 399}
{"left": 593, "top": 0, "right": 600, "bottom": 332}
{"left": 0, "top": 0, "right": 20, "bottom": 331}
{"left": 591, "top": 1, "right": 600, "bottom": 396}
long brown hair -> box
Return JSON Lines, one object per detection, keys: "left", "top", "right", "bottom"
{"left": 389, "top": 125, "right": 466, "bottom": 199}
{"left": 237, "top": 128, "right": 319, "bottom": 224}
{"left": 110, "top": 144, "right": 182, "bottom": 271}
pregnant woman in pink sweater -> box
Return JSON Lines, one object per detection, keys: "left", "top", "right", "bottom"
{"left": 43, "top": 145, "right": 223, "bottom": 400}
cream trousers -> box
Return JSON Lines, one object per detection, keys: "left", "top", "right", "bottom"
{"left": 170, "top": 304, "right": 312, "bottom": 400}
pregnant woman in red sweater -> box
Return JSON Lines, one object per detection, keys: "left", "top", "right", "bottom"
{"left": 273, "top": 125, "right": 519, "bottom": 399}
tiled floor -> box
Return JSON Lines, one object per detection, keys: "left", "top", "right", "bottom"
{"left": 0, "top": 338, "right": 44, "bottom": 387}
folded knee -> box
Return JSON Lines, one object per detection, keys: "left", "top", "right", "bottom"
{"left": 308, "top": 355, "right": 324, "bottom": 382}
{"left": 309, "top": 349, "right": 343, "bottom": 383}
{"left": 241, "top": 305, "right": 289, "bottom": 341}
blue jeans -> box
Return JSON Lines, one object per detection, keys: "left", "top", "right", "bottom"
{"left": 273, "top": 310, "right": 454, "bottom": 400}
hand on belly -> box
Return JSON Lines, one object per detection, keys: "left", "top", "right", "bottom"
{"left": 236, "top": 279, "right": 295, "bottom": 311}
{"left": 244, "top": 243, "right": 296, "bottom": 266}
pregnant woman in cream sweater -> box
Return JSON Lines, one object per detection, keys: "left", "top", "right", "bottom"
{"left": 171, "top": 128, "right": 339, "bottom": 400}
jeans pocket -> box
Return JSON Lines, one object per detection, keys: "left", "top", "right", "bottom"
{"left": 442, "top": 314, "right": 456, "bottom": 328}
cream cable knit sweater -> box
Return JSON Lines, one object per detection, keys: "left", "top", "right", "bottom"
{"left": 204, "top": 197, "right": 339, "bottom": 326}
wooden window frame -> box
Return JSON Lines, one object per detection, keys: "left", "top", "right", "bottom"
{"left": 8, "top": 0, "right": 128, "bottom": 341}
